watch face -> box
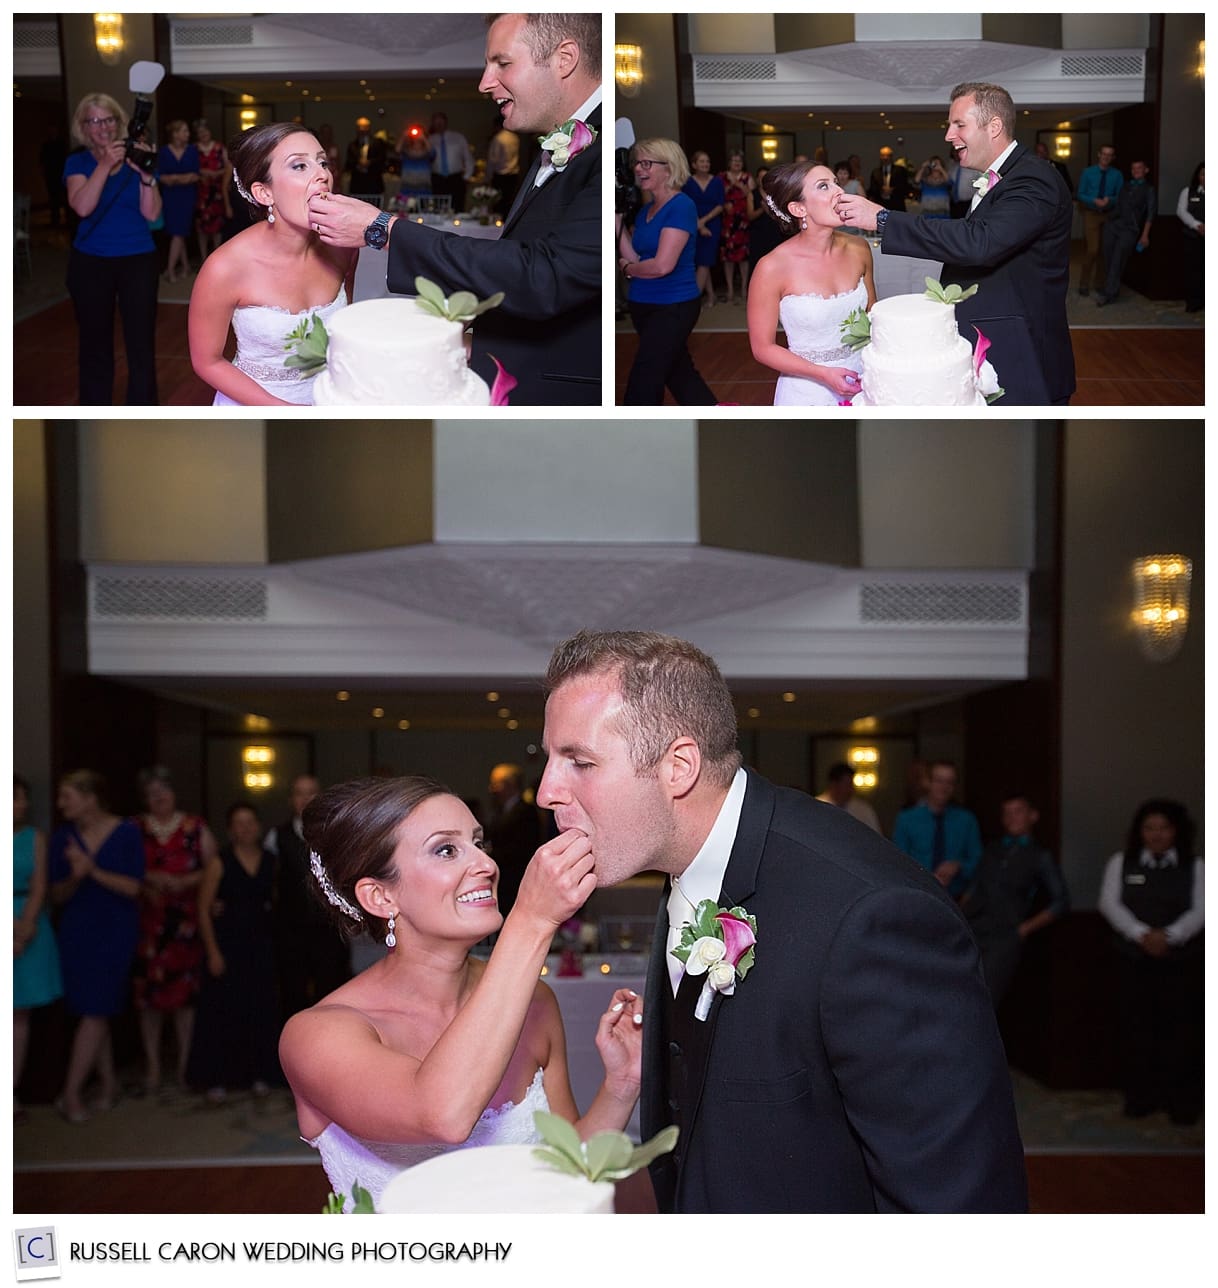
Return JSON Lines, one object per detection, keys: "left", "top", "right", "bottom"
{"left": 364, "top": 215, "right": 389, "bottom": 249}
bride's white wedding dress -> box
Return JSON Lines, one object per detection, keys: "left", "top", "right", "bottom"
{"left": 773, "top": 276, "right": 867, "bottom": 407}
{"left": 307, "top": 1066, "right": 550, "bottom": 1211}
{"left": 213, "top": 285, "right": 347, "bottom": 406}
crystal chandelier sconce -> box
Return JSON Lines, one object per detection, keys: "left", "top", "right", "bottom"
{"left": 94, "top": 13, "right": 124, "bottom": 66}
{"left": 615, "top": 44, "right": 643, "bottom": 98}
{"left": 1131, "top": 555, "right": 1192, "bottom": 661}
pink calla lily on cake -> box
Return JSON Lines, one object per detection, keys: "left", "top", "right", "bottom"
{"left": 672, "top": 899, "right": 758, "bottom": 1021}
{"left": 488, "top": 355, "right": 517, "bottom": 406}
{"left": 972, "top": 326, "right": 1005, "bottom": 403}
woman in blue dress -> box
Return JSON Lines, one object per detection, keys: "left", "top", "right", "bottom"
{"left": 157, "top": 119, "right": 201, "bottom": 281}
{"left": 14, "top": 775, "right": 63, "bottom": 1117}
{"left": 617, "top": 138, "right": 717, "bottom": 406}
{"left": 683, "top": 151, "right": 725, "bottom": 308}
{"left": 48, "top": 770, "right": 144, "bottom": 1123}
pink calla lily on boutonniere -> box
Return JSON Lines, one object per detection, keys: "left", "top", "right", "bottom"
{"left": 538, "top": 118, "right": 597, "bottom": 171}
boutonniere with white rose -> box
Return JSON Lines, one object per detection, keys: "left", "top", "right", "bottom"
{"left": 538, "top": 118, "right": 597, "bottom": 171}
{"left": 671, "top": 899, "right": 758, "bottom": 1022}
{"left": 972, "top": 171, "right": 996, "bottom": 198}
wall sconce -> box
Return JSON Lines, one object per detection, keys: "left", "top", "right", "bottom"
{"left": 849, "top": 746, "right": 879, "bottom": 791}
{"left": 615, "top": 44, "right": 643, "bottom": 98}
{"left": 1197, "top": 39, "right": 1205, "bottom": 78}
{"left": 1054, "top": 135, "right": 1071, "bottom": 160}
{"left": 242, "top": 745, "right": 275, "bottom": 790}
{"left": 1131, "top": 555, "right": 1192, "bottom": 661}
{"left": 94, "top": 13, "right": 124, "bottom": 65}
{"left": 761, "top": 137, "right": 779, "bottom": 163}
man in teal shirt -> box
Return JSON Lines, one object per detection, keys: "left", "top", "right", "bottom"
{"left": 1076, "top": 144, "right": 1123, "bottom": 296}
{"left": 892, "top": 760, "right": 982, "bottom": 897}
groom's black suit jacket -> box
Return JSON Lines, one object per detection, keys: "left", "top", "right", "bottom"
{"left": 386, "top": 106, "right": 601, "bottom": 406}
{"left": 641, "top": 770, "right": 1028, "bottom": 1213}
{"left": 879, "top": 141, "right": 1075, "bottom": 405}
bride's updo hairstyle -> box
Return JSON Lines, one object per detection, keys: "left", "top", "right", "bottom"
{"left": 762, "top": 161, "right": 817, "bottom": 236}
{"left": 302, "top": 775, "right": 452, "bottom": 943}
{"left": 228, "top": 121, "right": 317, "bottom": 221}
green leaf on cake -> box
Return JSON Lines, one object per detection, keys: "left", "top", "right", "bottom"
{"left": 532, "top": 1111, "right": 679, "bottom": 1183}
{"left": 282, "top": 313, "right": 329, "bottom": 375}
{"left": 534, "top": 1110, "right": 586, "bottom": 1168}
{"left": 840, "top": 305, "right": 872, "bottom": 350}
{"left": 322, "top": 1182, "right": 375, "bottom": 1214}
{"left": 623, "top": 1126, "right": 680, "bottom": 1175}
{"left": 583, "top": 1132, "right": 634, "bottom": 1179}
{"left": 413, "top": 277, "right": 505, "bottom": 323}
{"left": 923, "top": 278, "right": 979, "bottom": 304}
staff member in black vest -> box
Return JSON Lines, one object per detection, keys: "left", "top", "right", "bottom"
{"left": 266, "top": 774, "right": 351, "bottom": 1019}
{"left": 1098, "top": 799, "right": 1204, "bottom": 1125}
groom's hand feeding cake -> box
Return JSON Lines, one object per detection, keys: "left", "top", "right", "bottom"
{"left": 842, "top": 278, "right": 1003, "bottom": 406}
{"left": 298, "top": 279, "right": 509, "bottom": 406}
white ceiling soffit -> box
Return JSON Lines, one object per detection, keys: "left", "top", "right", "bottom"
{"left": 169, "top": 13, "right": 488, "bottom": 77}
{"left": 695, "top": 44, "right": 1146, "bottom": 110}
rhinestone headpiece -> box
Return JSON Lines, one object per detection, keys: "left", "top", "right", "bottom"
{"left": 310, "top": 850, "right": 363, "bottom": 923}
{"left": 763, "top": 193, "right": 792, "bottom": 225}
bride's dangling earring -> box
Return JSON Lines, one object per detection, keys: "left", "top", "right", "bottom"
{"left": 800, "top": 214, "right": 808, "bottom": 232}
{"left": 266, "top": 200, "right": 275, "bottom": 225}
{"left": 385, "top": 914, "right": 396, "bottom": 953}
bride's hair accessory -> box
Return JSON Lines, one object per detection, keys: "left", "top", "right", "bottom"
{"left": 763, "top": 193, "right": 792, "bottom": 225}
{"left": 310, "top": 849, "right": 363, "bottom": 922}
{"left": 234, "top": 168, "right": 273, "bottom": 222}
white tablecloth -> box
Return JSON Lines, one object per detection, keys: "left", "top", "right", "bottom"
{"left": 354, "top": 217, "right": 504, "bottom": 302}
{"left": 872, "top": 243, "right": 943, "bottom": 299}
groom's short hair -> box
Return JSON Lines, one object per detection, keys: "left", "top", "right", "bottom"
{"left": 545, "top": 630, "right": 742, "bottom": 789}
{"left": 950, "top": 82, "right": 1015, "bottom": 139}
{"left": 488, "top": 14, "right": 601, "bottom": 71}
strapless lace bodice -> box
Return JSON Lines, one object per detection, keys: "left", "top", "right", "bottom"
{"left": 307, "top": 1067, "right": 549, "bottom": 1212}
{"left": 774, "top": 276, "right": 867, "bottom": 406}
{"left": 213, "top": 285, "right": 347, "bottom": 406}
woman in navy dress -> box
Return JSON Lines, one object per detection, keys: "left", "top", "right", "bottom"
{"left": 157, "top": 119, "right": 200, "bottom": 282}
{"left": 683, "top": 151, "right": 725, "bottom": 309}
{"left": 48, "top": 770, "right": 143, "bottom": 1122}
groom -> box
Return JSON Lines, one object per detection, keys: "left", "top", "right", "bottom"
{"left": 538, "top": 630, "right": 1028, "bottom": 1213}
{"left": 835, "top": 82, "right": 1074, "bottom": 405}
{"left": 309, "top": 13, "right": 600, "bottom": 406}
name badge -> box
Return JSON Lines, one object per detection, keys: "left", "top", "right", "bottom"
{"left": 1125, "top": 873, "right": 1147, "bottom": 885}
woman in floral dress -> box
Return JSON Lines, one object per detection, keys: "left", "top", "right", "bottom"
{"left": 719, "top": 151, "right": 755, "bottom": 305}
{"left": 132, "top": 766, "right": 215, "bottom": 1094}
{"left": 193, "top": 118, "right": 231, "bottom": 263}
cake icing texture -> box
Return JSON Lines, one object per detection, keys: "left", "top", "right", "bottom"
{"left": 311, "top": 297, "right": 490, "bottom": 406}
{"left": 378, "top": 1144, "right": 615, "bottom": 1214}
{"left": 856, "top": 293, "right": 987, "bottom": 406}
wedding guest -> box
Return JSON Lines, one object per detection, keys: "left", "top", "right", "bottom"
{"left": 187, "top": 802, "right": 281, "bottom": 1104}
{"left": 279, "top": 775, "right": 642, "bottom": 1211}
{"left": 719, "top": 151, "right": 754, "bottom": 305}
{"left": 14, "top": 776, "right": 64, "bottom": 1118}
{"left": 157, "top": 120, "right": 200, "bottom": 282}
{"left": 746, "top": 165, "right": 784, "bottom": 266}
{"left": 961, "top": 793, "right": 1068, "bottom": 1005}
{"left": 618, "top": 137, "right": 717, "bottom": 406}
{"left": 1098, "top": 799, "right": 1203, "bottom": 1124}
{"left": 683, "top": 151, "right": 725, "bottom": 307}
{"left": 394, "top": 128, "right": 435, "bottom": 204}
{"left": 484, "top": 763, "right": 541, "bottom": 918}
{"left": 48, "top": 771, "right": 144, "bottom": 1122}
{"left": 316, "top": 123, "right": 341, "bottom": 175}
{"left": 1076, "top": 144, "right": 1121, "bottom": 296}
{"left": 868, "top": 145, "right": 909, "bottom": 211}
{"left": 63, "top": 91, "right": 161, "bottom": 405}
{"left": 1096, "top": 159, "right": 1155, "bottom": 306}
{"left": 1177, "top": 161, "right": 1204, "bottom": 312}
{"left": 193, "top": 119, "right": 230, "bottom": 264}
{"left": 427, "top": 112, "right": 474, "bottom": 208}
{"left": 345, "top": 116, "right": 388, "bottom": 198}
{"left": 891, "top": 760, "right": 981, "bottom": 898}
{"left": 188, "top": 122, "right": 357, "bottom": 405}
{"left": 1035, "top": 140, "right": 1073, "bottom": 195}
{"left": 309, "top": 13, "right": 602, "bottom": 405}
{"left": 947, "top": 151, "right": 982, "bottom": 218}
{"left": 815, "top": 763, "right": 881, "bottom": 833}
{"left": 266, "top": 774, "right": 350, "bottom": 1020}
{"left": 914, "top": 155, "right": 952, "bottom": 218}
{"left": 486, "top": 118, "right": 522, "bottom": 213}
{"left": 131, "top": 766, "right": 213, "bottom": 1095}
{"left": 835, "top": 159, "right": 864, "bottom": 196}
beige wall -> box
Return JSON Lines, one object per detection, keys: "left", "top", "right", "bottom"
{"left": 1061, "top": 14, "right": 1148, "bottom": 48}
{"left": 1158, "top": 13, "right": 1205, "bottom": 202}
{"left": 1059, "top": 421, "right": 1204, "bottom": 904}
{"left": 857, "top": 423, "right": 1037, "bottom": 569}
{"left": 61, "top": 13, "right": 158, "bottom": 138}
{"left": 688, "top": 14, "right": 775, "bottom": 55}
{"left": 13, "top": 423, "right": 54, "bottom": 819}
{"left": 79, "top": 423, "right": 268, "bottom": 564}
{"left": 615, "top": 14, "right": 682, "bottom": 144}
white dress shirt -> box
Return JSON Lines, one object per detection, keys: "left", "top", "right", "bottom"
{"left": 969, "top": 139, "right": 1018, "bottom": 213}
{"left": 665, "top": 767, "right": 747, "bottom": 993}
{"left": 534, "top": 85, "right": 602, "bottom": 190}
{"left": 1097, "top": 848, "right": 1205, "bottom": 945}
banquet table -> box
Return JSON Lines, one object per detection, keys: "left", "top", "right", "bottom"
{"left": 354, "top": 216, "right": 504, "bottom": 302}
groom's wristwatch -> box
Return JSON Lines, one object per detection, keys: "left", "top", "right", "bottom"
{"left": 874, "top": 209, "right": 890, "bottom": 238}
{"left": 364, "top": 210, "right": 393, "bottom": 250}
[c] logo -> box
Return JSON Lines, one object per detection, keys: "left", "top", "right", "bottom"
{"left": 13, "top": 1227, "right": 60, "bottom": 1281}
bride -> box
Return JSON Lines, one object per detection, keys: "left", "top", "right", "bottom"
{"left": 188, "top": 123, "right": 357, "bottom": 405}
{"left": 279, "top": 776, "right": 642, "bottom": 1211}
{"left": 747, "top": 162, "right": 877, "bottom": 405}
